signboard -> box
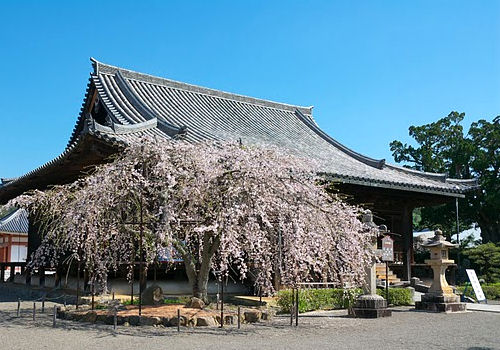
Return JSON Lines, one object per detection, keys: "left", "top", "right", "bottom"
{"left": 466, "top": 269, "right": 487, "bottom": 302}
{"left": 381, "top": 235, "right": 394, "bottom": 262}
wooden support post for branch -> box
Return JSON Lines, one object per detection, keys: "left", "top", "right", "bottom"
{"left": 139, "top": 196, "right": 143, "bottom": 318}
{"left": 177, "top": 309, "right": 180, "bottom": 332}
{"left": 216, "top": 280, "right": 220, "bottom": 310}
{"left": 91, "top": 276, "right": 95, "bottom": 311}
{"left": 220, "top": 276, "right": 224, "bottom": 328}
{"left": 76, "top": 261, "right": 80, "bottom": 310}
{"left": 39, "top": 267, "right": 45, "bottom": 288}
{"left": 130, "top": 265, "right": 134, "bottom": 305}
{"left": 53, "top": 305, "right": 57, "bottom": 328}
{"left": 8, "top": 264, "right": 15, "bottom": 282}
{"left": 32, "top": 302, "right": 36, "bottom": 321}
{"left": 83, "top": 269, "right": 89, "bottom": 293}
{"left": 295, "top": 288, "right": 299, "bottom": 327}
{"left": 17, "top": 298, "right": 20, "bottom": 317}
{"left": 26, "top": 270, "right": 30, "bottom": 286}
{"left": 237, "top": 306, "right": 241, "bottom": 329}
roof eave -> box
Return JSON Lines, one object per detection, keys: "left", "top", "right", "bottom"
{"left": 324, "top": 174, "right": 467, "bottom": 198}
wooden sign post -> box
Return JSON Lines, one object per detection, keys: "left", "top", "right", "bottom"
{"left": 465, "top": 269, "right": 487, "bottom": 303}
{"left": 381, "top": 235, "right": 394, "bottom": 302}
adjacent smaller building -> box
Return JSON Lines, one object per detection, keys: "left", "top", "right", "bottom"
{"left": 0, "top": 209, "right": 28, "bottom": 263}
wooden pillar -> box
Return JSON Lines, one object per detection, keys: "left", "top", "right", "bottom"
{"left": 83, "top": 269, "right": 89, "bottom": 293}
{"left": 140, "top": 265, "right": 147, "bottom": 296}
{"left": 6, "top": 235, "right": 12, "bottom": 263}
{"left": 39, "top": 267, "right": 46, "bottom": 287}
{"left": 26, "top": 267, "right": 31, "bottom": 285}
{"left": 27, "top": 215, "right": 42, "bottom": 263}
{"left": 55, "top": 265, "right": 62, "bottom": 288}
{"left": 401, "top": 205, "right": 413, "bottom": 281}
{"left": 8, "top": 263, "right": 15, "bottom": 282}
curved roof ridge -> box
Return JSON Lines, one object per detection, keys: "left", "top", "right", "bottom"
{"left": 90, "top": 58, "right": 314, "bottom": 117}
{"left": 385, "top": 163, "right": 479, "bottom": 187}
{"left": 89, "top": 117, "right": 157, "bottom": 135}
{"left": 294, "top": 109, "right": 386, "bottom": 169}
{"left": 114, "top": 71, "right": 187, "bottom": 137}
{"left": 115, "top": 70, "right": 158, "bottom": 121}
{"left": 385, "top": 163, "right": 448, "bottom": 181}
{"left": 446, "top": 178, "right": 479, "bottom": 185}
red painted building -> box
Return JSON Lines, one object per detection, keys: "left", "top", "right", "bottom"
{"left": 0, "top": 209, "right": 28, "bottom": 263}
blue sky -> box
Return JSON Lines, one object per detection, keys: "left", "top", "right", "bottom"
{"left": 0, "top": 1, "right": 499, "bottom": 179}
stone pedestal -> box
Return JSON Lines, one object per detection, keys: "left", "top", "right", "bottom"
{"left": 349, "top": 294, "right": 392, "bottom": 318}
{"left": 415, "top": 294, "right": 466, "bottom": 312}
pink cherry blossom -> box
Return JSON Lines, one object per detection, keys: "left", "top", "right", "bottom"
{"left": 12, "top": 138, "right": 377, "bottom": 300}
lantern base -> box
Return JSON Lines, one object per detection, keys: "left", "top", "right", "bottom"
{"left": 415, "top": 301, "right": 466, "bottom": 313}
{"left": 349, "top": 294, "right": 392, "bottom": 318}
{"left": 421, "top": 293, "right": 460, "bottom": 303}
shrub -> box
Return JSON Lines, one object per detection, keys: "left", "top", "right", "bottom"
{"left": 457, "top": 283, "right": 500, "bottom": 300}
{"left": 376, "top": 288, "right": 413, "bottom": 306}
{"left": 462, "top": 243, "right": 500, "bottom": 283}
{"left": 276, "top": 288, "right": 362, "bottom": 313}
{"left": 483, "top": 284, "right": 500, "bottom": 300}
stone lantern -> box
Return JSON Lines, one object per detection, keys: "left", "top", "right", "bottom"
{"left": 415, "top": 229, "right": 466, "bottom": 312}
{"left": 349, "top": 210, "right": 392, "bottom": 318}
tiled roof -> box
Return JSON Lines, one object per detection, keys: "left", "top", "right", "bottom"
{"left": 0, "top": 59, "right": 478, "bottom": 202}
{"left": 0, "top": 209, "right": 28, "bottom": 234}
{"left": 87, "top": 59, "right": 477, "bottom": 196}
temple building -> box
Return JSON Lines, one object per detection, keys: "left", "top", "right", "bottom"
{"left": 0, "top": 209, "right": 28, "bottom": 264}
{"left": 0, "top": 59, "right": 477, "bottom": 281}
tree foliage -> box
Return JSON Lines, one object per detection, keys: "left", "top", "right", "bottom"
{"left": 390, "top": 112, "right": 500, "bottom": 243}
{"left": 0, "top": 205, "right": 14, "bottom": 218}
{"left": 13, "top": 139, "right": 377, "bottom": 300}
{"left": 462, "top": 243, "right": 500, "bottom": 283}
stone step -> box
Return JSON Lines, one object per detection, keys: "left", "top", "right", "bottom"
{"left": 377, "top": 276, "right": 401, "bottom": 283}
{"left": 376, "top": 270, "right": 395, "bottom": 276}
{"left": 375, "top": 264, "right": 401, "bottom": 284}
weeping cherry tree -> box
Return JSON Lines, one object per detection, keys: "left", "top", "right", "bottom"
{"left": 13, "top": 138, "right": 377, "bottom": 302}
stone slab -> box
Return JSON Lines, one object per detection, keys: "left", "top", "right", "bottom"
{"left": 466, "top": 303, "right": 500, "bottom": 313}
{"left": 354, "top": 298, "right": 387, "bottom": 309}
{"left": 415, "top": 301, "right": 466, "bottom": 313}
{"left": 349, "top": 308, "right": 392, "bottom": 318}
{"left": 421, "top": 294, "right": 460, "bottom": 303}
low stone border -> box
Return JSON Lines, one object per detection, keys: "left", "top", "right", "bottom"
{"left": 57, "top": 306, "right": 271, "bottom": 327}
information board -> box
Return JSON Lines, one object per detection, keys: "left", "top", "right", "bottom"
{"left": 466, "top": 269, "right": 486, "bottom": 302}
{"left": 381, "top": 235, "right": 394, "bottom": 262}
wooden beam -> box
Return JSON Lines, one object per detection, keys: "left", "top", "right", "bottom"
{"left": 401, "top": 205, "right": 413, "bottom": 281}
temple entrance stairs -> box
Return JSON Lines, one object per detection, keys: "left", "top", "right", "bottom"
{"left": 376, "top": 263, "right": 401, "bottom": 285}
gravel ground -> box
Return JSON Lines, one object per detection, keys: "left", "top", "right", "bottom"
{"left": 0, "top": 300, "right": 499, "bottom": 350}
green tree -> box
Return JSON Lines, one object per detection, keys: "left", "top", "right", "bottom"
{"left": 468, "top": 117, "right": 500, "bottom": 243}
{"left": 462, "top": 243, "right": 500, "bottom": 283}
{"left": 390, "top": 112, "right": 500, "bottom": 243}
